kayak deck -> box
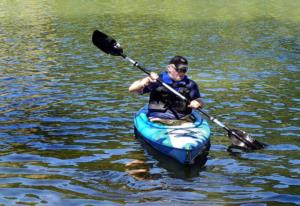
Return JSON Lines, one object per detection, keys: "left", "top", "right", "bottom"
{"left": 134, "top": 106, "right": 211, "bottom": 164}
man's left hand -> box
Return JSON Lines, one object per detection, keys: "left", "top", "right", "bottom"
{"left": 188, "top": 99, "right": 204, "bottom": 109}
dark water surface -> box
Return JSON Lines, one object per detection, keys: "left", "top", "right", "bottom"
{"left": 0, "top": 1, "right": 299, "bottom": 205}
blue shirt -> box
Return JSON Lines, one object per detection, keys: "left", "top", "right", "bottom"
{"left": 142, "top": 71, "right": 201, "bottom": 119}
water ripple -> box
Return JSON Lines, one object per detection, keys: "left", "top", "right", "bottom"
{"left": 0, "top": 1, "right": 300, "bottom": 205}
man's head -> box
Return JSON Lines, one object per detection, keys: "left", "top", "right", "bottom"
{"left": 167, "top": 56, "right": 188, "bottom": 81}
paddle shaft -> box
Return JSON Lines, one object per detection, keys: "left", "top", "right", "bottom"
{"left": 121, "top": 53, "right": 232, "bottom": 131}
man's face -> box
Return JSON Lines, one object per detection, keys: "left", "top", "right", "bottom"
{"left": 167, "top": 64, "right": 187, "bottom": 81}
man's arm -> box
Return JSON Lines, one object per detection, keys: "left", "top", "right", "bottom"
{"left": 128, "top": 72, "right": 159, "bottom": 93}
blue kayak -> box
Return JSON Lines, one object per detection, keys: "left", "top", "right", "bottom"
{"left": 134, "top": 106, "right": 211, "bottom": 164}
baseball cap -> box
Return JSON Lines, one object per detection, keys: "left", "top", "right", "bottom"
{"left": 169, "top": 56, "right": 188, "bottom": 71}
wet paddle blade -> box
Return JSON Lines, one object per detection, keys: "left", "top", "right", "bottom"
{"left": 228, "top": 129, "right": 266, "bottom": 151}
{"left": 92, "top": 30, "right": 123, "bottom": 56}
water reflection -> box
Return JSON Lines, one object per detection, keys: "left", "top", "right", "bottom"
{"left": 126, "top": 135, "right": 208, "bottom": 180}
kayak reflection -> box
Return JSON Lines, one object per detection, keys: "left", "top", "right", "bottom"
{"left": 128, "top": 133, "right": 209, "bottom": 179}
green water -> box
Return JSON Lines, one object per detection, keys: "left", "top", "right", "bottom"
{"left": 0, "top": 0, "right": 299, "bottom": 205}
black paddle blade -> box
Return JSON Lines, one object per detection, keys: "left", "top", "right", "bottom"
{"left": 228, "top": 129, "right": 266, "bottom": 151}
{"left": 92, "top": 30, "right": 123, "bottom": 56}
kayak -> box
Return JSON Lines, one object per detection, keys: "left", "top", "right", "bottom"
{"left": 134, "top": 106, "right": 211, "bottom": 164}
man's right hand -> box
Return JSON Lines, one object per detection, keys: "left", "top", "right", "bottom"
{"left": 142, "top": 72, "right": 159, "bottom": 86}
{"left": 129, "top": 72, "right": 159, "bottom": 93}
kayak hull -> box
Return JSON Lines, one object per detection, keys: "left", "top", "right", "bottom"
{"left": 134, "top": 106, "right": 211, "bottom": 164}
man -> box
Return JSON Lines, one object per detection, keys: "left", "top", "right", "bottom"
{"left": 128, "top": 56, "right": 204, "bottom": 120}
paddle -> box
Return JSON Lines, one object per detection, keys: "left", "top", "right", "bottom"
{"left": 92, "top": 30, "right": 266, "bottom": 151}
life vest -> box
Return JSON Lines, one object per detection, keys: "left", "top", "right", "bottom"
{"left": 148, "top": 73, "right": 195, "bottom": 118}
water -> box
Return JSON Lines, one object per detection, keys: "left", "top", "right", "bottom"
{"left": 0, "top": 0, "right": 299, "bottom": 205}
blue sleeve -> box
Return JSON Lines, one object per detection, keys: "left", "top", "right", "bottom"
{"left": 142, "top": 81, "right": 160, "bottom": 94}
{"left": 142, "top": 72, "right": 163, "bottom": 94}
{"left": 189, "top": 80, "right": 201, "bottom": 99}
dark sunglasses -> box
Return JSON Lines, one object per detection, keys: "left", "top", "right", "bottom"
{"left": 175, "top": 67, "right": 188, "bottom": 73}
